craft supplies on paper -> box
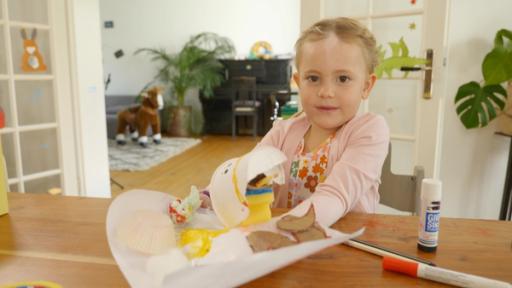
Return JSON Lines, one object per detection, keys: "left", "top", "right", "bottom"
{"left": 106, "top": 146, "right": 364, "bottom": 287}
{"left": 106, "top": 189, "right": 363, "bottom": 288}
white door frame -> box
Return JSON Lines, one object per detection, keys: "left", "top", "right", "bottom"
{"left": 416, "top": 0, "right": 450, "bottom": 179}
{"left": 54, "top": 0, "right": 82, "bottom": 196}
{"left": 63, "top": 0, "right": 111, "bottom": 198}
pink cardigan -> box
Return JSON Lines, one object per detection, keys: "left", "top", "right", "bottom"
{"left": 257, "top": 112, "right": 389, "bottom": 226}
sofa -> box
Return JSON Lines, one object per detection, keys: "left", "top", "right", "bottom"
{"left": 105, "top": 95, "right": 138, "bottom": 139}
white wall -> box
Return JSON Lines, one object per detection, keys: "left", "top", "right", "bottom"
{"left": 300, "top": 0, "right": 322, "bottom": 31}
{"left": 439, "top": 0, "right": 510, "bottom": 219}
{"left": 69, "top": 0, "right": 111, "bottom": 198}
{"left": 99, "top": 0, "right": 300, "bottom": 95}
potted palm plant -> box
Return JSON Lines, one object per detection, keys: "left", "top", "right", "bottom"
{"left": 136, "top": 32, "right": 235, "bottom": 136}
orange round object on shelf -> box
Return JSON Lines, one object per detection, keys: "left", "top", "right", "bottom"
{"left": 250, "top": 41, "right": 273, "bottom": 59}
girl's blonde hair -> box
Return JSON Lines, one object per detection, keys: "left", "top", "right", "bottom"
{"left": 295, "top": 17, "right": 379, "bottom": 74}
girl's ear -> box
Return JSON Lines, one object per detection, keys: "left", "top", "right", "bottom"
{"left": 292, "top": 72, "right": 301, "bottom": 88}
{"left": 362, "top": 73, "right": 377, "bottom": 100}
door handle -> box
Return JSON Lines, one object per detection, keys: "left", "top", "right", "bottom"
{"left": 400, "top": 49, "right": 434, "bottom": 100}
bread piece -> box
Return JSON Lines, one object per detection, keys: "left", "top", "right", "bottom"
{"left": 291, "top": 224, "right": 328, "bottom": 243}
{"left": 246, "top": 230, "right": 296, "bottom": 252}
{"left": 248, "top": 173, "right": 272, "bottom": 188}
{"left": 276, "top": 205, "right": 316, "bottom": 232}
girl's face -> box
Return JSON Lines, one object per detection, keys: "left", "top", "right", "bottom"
{"left": 294, "top": 34, "right": 376, "bottom": 134}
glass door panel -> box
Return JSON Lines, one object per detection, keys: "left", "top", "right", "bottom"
{"left": 15, "top": 80, "right": 55, "bottom": 125}
{"left": 0, "top": 24, "right": 7, "bottom": 74}
{"left": 372, "top": 15, "right": 424, "bottom": 70}
{"left": 24, "top": 174, "right": 60, "bottom": 194}
{"left": 7, "top": 0, "right": 48, "bottom": 24}
{"left": 369, "top": 80, "right": 418, "bottom": 136}
{"left": 323, "top": 0, "right": 369, "bottom": 18}
{"left": 19, "top": 128, "right": 58, "bottom": 175}
{"left": 371, "top": 14, "right": 424, "bottom": 174}
{"left": 390, "top": 139, "right": 414, "bottom": 174}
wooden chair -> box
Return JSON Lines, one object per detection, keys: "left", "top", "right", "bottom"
{"left": 231, "top": 76, "right": 260, "bottom": 138}
{"left": 378, "top": 144, "right": 425, "bottom": 215}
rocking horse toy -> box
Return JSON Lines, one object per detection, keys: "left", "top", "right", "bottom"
{"left": 115, "top": 86, "right": 164, "bottom": 147}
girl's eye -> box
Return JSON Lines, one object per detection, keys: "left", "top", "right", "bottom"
{"left": 338, "top": 75, "right": 350, "bottom": 83}
{"left": 305, "top": 75, "right": 319, "bottom": 82}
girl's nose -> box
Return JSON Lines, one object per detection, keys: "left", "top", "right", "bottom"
{"left": 318, "top": 82, "right": 335, "bottom": 98}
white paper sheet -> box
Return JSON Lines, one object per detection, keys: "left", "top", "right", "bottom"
{"left": 106, "top": 189, "right": 363, "bottom": 288}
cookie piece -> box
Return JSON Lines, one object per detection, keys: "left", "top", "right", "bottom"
{"left": 246, "top": 230, "right": 296, "bottom": 252}
{"left": 248, "top": 173, "right": 272, "bottom": 188}
{"left": 291, "top": 224, "right": 328, "bottom": 243}
{"left": 276, "top": 205, "right": 316, "bottom": 232}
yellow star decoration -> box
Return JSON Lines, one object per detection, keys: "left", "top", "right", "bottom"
{"left": 409, "top": 22, "right": 416, "bottom": 30}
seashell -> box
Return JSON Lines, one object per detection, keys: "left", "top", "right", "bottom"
{"left": 116, "top": 210, "right": 176, "bottom": 255}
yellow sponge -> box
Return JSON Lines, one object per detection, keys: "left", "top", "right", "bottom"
{"left": 241, "top": 188, "right": 274, "bottom": 226}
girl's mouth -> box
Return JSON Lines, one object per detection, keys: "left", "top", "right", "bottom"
{"left": 316, "top": 106, "right": 338, "bottom": 111}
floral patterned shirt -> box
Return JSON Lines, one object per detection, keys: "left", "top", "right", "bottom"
{"left": 287, "top": 134, "right": 334, "bottom": 208}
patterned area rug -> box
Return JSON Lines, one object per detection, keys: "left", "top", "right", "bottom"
{"left": 108, "top": 137, "right": 201, "bottom": 171}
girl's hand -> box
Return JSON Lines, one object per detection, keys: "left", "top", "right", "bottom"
{"left": 200, "top": 190, "right": 212, "bottom": 209}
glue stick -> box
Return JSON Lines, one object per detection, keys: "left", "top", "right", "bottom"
{"left": 418, "top": 179, "right": 442, "bottom": 252}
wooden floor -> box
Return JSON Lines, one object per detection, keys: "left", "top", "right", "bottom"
{"left": 110, "top": 135, "right": 260, "bottom": 198}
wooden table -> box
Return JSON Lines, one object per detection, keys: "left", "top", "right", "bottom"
{"left": 1, "top": 193, "right": 511, "bottom": 287}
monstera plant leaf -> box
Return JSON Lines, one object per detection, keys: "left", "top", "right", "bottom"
{"left": 482, "top": 29, "right": 512, "bottom": 85}
{"left": 454, "top": 81, "right": 507, "bottom": 129}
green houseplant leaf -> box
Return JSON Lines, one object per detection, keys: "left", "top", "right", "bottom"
{"left": 454, "top": 28, "right": 511, "bottom": 129}
{"left": 482, "top": 29, "right": 512, "bottom": 85}
{"left": 493, "top": 29, "right": 512, "bottom": 49}
{"left": 135, "top": 32, "right": 235, "bottom": 135}
{"left": 135, "top": 32, "right": 235, "bottom": 107}
{"left": 454, "top": 81, "right": 507, "bottom": 129}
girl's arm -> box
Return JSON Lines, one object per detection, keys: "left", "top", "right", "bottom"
{"left": 289, "top": 115, "right": 390, "bottom": 227}
{"left": 257, "top": 118, "right": 291, "bottom": 149}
